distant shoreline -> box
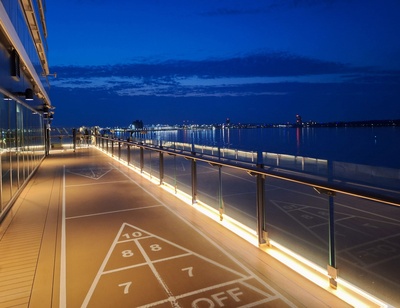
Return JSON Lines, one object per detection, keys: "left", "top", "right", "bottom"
{"left": 262, "top": 118, "right": 400, "bottom": 129}
{"left": 141, "top": 119, "right": 400, "bottom": 131}
{"left": 97, "top": 119, "right": 400, "bottom": 134}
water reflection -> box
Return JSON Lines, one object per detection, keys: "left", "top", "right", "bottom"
{"left": 132, "top": 126, "right": 399, "bottom": 169}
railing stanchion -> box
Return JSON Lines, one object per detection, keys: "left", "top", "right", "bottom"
{"left": 218, "top": 165, "right": 224, "bottom": 221}
{"left": 328, "top": 193, "right": 337, "bottom": 289}
{"left": 327, "top": 159, "right": 338, "bottom": 289}
{"left": 159, "top": 147, "right": 164, "bottom": 185}
{"left": 140, "top": 145, "right": 144, "bottom": 173}
{"left": 256, "top": 163, "right": 267, "bottom": 245}
{"left": 72, "top": 128, "right": 76, "bottom": 152}
{"left": 191, "top": 157, "right": 197, "bottom": 204}
{"left": 118, "top": 140, "right": 121, "bottom": 160}
{"left": 127, "top": 144, "right": 131, "bottom": 165}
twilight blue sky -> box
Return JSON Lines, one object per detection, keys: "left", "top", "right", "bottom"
{"left": 45, "top": 0, "right": 400, "bottom": 127}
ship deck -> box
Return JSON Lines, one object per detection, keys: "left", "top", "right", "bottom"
{"left": 0, "top": 147, "right": 358, "bottom": 307}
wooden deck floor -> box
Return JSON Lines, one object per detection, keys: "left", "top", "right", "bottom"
{"left": 0, "top": 147, "right": 355, "bottom": 307}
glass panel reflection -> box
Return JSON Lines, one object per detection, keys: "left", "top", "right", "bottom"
{"left": 142, "top": 148, "right": 159, "bottom": 180}
{"left": 196, "top": 161, "right": 220, "bottom": 211}
{"left": 222, "top": 167, "right": 257, "bottom": 230}
{"left": 166, "top": 156, "right": 191, "bottom": 198}
{"left": 334, "top": 193, "right": 400, "bottom": 306}
{"left": 265, "top": 178, "right": 329, "bottom": 269}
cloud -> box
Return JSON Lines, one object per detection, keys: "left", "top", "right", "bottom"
{"left": 53, "top": 52, "right": 350, "bottom": 79}
{"left": 50, "top": 52, "right": 400, "bottom": 100}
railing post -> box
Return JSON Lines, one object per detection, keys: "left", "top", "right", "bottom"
{"left": 256, "top": 164, "right": 267, "bottom": 245}
{"left": 191, "top": 158, "right": 197, "bottom": 204}
{"left": 328, "top": 193, "right": 337, "bottom": 288}
{"left": 327, "top": 159, "right": 337, "bottom": 289}
{"left": 314, "top": 183, "right": 337, "bottom": 289}
{"left": 127, "top": 144, "right": 131, "bottom": 165}
{"left": 159, "top": 147, "right": 164, "bottom": 185}
{"left": 173, "top": 154, "right": 177, "bottom": 193}
{"left": 140, "top": 146, "right": 144, "bottom": 173}
{"left": 111, "top": 139, "right": 114, "bottom": 157}
{"left": 118, "top": 140, "right": 121, "bottom": 160}
{"left": 218, "top": 165, "right": 224, "bottom": 221}
{"left": 72, "top": 128, "right": 76, "bottom": 152}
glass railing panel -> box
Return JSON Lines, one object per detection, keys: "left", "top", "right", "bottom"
{"left": 196, "top": 161, "right": 220, "bottom": 212}
{"left": 333, "top": 161, "right": 400, "bottom": 198}
{"left": 164, "top": 155, "right": 192, "bottom": 198}
{"left": 142, "top": 148, "right": 159, "bottom": 180}
{"left": 109, "top": 139, "right": 115, "bottom": 156}
{"left": 118, "top": 141, "right": 127, "bottom": 162}
{"left": 334, "top": 193, "right": 400, "bottom": 306}
{"left": 129, "top": 145, "right": 141, "bottom": 169}
{"left": 162, "top": 152, "right": 179, "bottom": 193}
{"left": 303, "top": 157, "right": 328, "bottom": 175}
{"left": 193, "top": 144, "right": 219, "bottom": 157}
{"left": 236, "top": 150, "right": 257, "bottom": 163}
{"left": 263, "top": 152, "right": 279, "bottom": 167}
{"left": 222, "top": 167, "right": 257, "bottom": 230}
{"left": 265, "top": 178, "right": 329, "bottom": 269}
{"left": 263, "top": 152, "right": 329, "bottom": 176}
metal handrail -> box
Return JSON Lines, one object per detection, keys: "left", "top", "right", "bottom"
{"left": 99, "top": 136, "right": 399, "bottom": 208}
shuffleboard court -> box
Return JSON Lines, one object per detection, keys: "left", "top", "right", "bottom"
{"left": 60, "top": 152, "right": 296, "bottom": 307}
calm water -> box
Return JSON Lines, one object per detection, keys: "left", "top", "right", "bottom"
{"left": 144, "top": 126, "right": 400, "bottom": 169}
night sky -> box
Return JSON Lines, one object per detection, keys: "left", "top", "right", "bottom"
{"left": 45, "top": 0, "right": 400, "bottom": 127}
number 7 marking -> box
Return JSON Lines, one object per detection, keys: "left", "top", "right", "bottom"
{"left": 182, "top": 267, "right": 194, "bottom": 277}
{"left": 118, "top": 281, "right": 132, "bottom": 294}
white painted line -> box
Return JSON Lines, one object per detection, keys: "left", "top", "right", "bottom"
{"left": 173, "top": 278, "right": 247, "bottom": 300}
{"left": 59, "top": 165, "right": 67, "bottom": 308}
{"left": 118, "top": 234, "right": 152, "bottom": 243}
{"left": 237, "top": 296, "right": 280, "bottom": 307}
{"left": 240, "top": 280, "right": 273, "bottom": 298}
{"left": 81, "top": 223, "right": 126, "bottom": 307}
{"left": 102, "top": 262, "right": 148, "bottom": 275}
{"left": 135, "top": 239, "right": 179, "bottom": 307}
{"left": 65, "top": 180, "right": 131, "bottom": 188}
{"left": 66, "top": 205, "right": 162, "bottom": 220}
{"left": 150, "top": 252, "right": 192, "bottom": 264}
{"left": 66, "top": 167, "right": 114, "bottom": 180}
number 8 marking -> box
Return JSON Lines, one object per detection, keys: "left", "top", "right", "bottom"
{"left": 150, "top": 244, "right": 162, "bottom": 251}
{"left": 122, "top": 250, "right": 134, "bottom": 257}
